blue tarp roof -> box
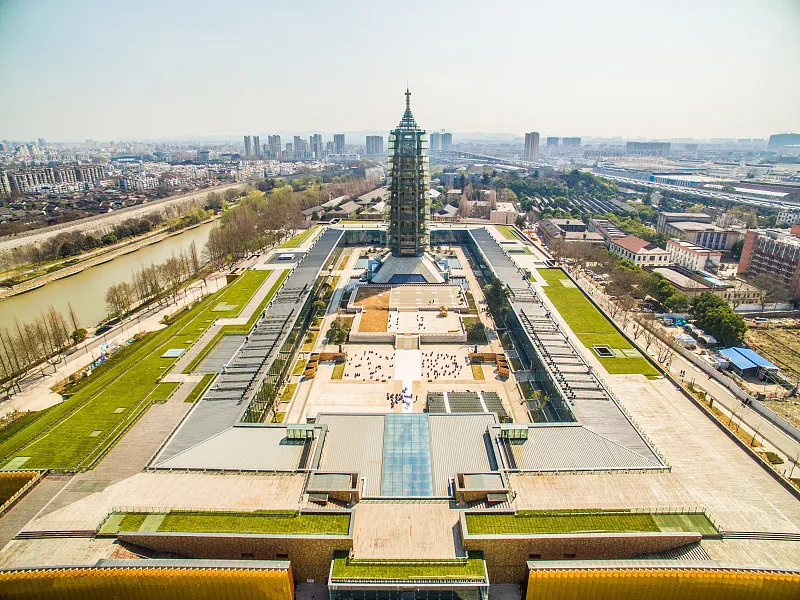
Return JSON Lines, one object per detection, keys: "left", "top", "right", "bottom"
{"left": 733, "top": 347, "right": 778, "bottom": 370}
{"left": 718, "top": 347, "right": 778, "bottom": 372}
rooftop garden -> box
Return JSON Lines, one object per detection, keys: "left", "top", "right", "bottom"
{"left": 279, "top": 226, "right": 319, "bottom": 249}
{"left": 100, "top": 510, "right": 350, "bottom": 536}
{"left": 331, "top": 551, "right": 486, "bottom": 582}
{"left": 465, "top": 510, "right": 718, "bottom": 536}
{"left": 535, "top": 268, "right": 658, "bottom": 376}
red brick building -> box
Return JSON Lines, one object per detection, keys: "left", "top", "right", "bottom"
{"left": 737, "top": 229, "right": 800, "bottom": 299}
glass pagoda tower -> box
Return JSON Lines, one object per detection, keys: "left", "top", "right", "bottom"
{"left": 387, "top": 89, "right": 430, "bottom": 257}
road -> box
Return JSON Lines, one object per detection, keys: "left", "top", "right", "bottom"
{"left": 570, "top": 269, "right": 800, "bottom": 473}
{"left": 0, "top": 181, "right": 245, "bottom": 253}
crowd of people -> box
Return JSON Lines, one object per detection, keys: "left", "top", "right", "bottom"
{"left": 421, "top": 350, "right": 466, "bottom": 380}
{"left": 343, "top": 348, "right": 394, "bottom": 382}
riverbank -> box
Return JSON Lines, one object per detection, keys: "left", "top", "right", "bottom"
{"left": 0, "top": 180, "right": 245, "bottom": 253}
{"left": 0, "top": 215, "right": 221, "bottom": 301}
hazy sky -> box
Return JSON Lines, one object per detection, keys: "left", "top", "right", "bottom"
{"left": 0, "top": 0, "right": 798, "bottom": 141}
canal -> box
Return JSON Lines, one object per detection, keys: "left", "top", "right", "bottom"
{"left": 0, "top": 221, "right": 215, "bottom": 331}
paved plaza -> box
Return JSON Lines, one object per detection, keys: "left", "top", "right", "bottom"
{"left": 387, "top": 310, "right": 462, "bottom": 334}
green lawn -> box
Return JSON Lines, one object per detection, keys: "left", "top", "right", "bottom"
{"left": 0, "top": 270, "right": 280, "bottom": 470}
{"left": 331, "top": 551, "right": 485, "bottom": 582}
{"left": 280, "top": 383, "right": 297, "bottom": 402}
{"left": 279, "top": 226, "right": 318, "bottom": 249}
{"left": 102, "top": 510, "right": 350, "bottom": 535}
{"left": 147, "top": 382, "right": 179, "bottom": 403}
{"left": 465, "top": 510, "right": 718, "bottom": 535}
{"left": 495, "top": 225, "right": 518, "bottom": 240}
{"left": 535, "top": 268, "right": 658, "bottom": 376}
{"left": 185, "top": 374, "right": 216, "bottom": 403}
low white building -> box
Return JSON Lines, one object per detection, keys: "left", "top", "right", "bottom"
{"left": 609, "top": 235, "right": 671, "bottom": 267}
{"left": 666, "top": 239, "right": 722, "bottom": 272}
{"left": 778, "top": 210, "right": 800, "bottom": 225}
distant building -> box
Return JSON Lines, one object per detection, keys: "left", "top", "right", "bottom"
{"left": 738, "top": 229, "right": 800, "bottom": 300}
{"left": 539, "top": 218, "right": 604, "bottom": 247}
{"left": 651, "top": 265, "right": 763, "bottom": 305}
{"left": 0, "top": 171, "right": 11, "bottom": 198}
{"left": 524, "top": 132, "right": 539, "bottom": 161}
{"left": 243, "top": 135, "right": 252, "bottom": 158}
{"left": 588, "top": 218, "right": 627, "bottom": 245}
{"left": 626, "top": 141, "right": 671, "bottom": 156}
{"left": 365, "top": 135, "right": 384, "bottom": 155}
{"left": 310, "top": 134, "right": 324, "bottom": 158}
{"left": 546, "top": 137, "right": 559, "bottom": 148}
{"left": 252, "top": 135, "right": 260, "bottom": 157}
{"left": 562, "top": 137, "right": 581, "bottom": 147}
{"left": 656, "top": 211, "right": 712, "bottom": 234}
{"left": 661, "top": 221, "right": 742, "bottom": 252}
{"left": 268, "top": 135, "right": 282, "bottom": 159}
{"left": 429, "top": 132, "right": 442, "bottom": 153}
{"left": 197, "top": 150, "right": 210, "bottom": 163}
{"left": 767, "top": 133, "right": 800, "bottom": 153}
{"left": 294, "top": 136, "right": 309, "bottom": 159}
{"left": 490, "top": 202, "right": 520, "bottom": 225}
{"left": 334, "top": 134, "right": 345, "bottom": 154}
{"left": 666, "top": 239, "right": 722, "bottom": 272}
{"left": 609, "top": 235, "right": 671, "bottom": 267}
{"left": 442, "top": 132, "right": 453, "bottom": 152}
{"left": 778, "top": 210, "right": 800, "bottom": 225}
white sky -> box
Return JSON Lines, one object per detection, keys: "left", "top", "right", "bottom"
{"left": 0, "top": 0, "right": 798, "bottom": 141}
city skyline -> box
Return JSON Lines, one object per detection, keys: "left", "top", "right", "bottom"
{"left": 0, "top": 0, "right": 798, "bottom": 141}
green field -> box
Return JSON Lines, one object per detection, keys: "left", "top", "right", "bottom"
{"left": 0, "top": 270, "right": 276, "bottom": 471}
{"left": 101, "top": 510, "right": 350, "bottom": 535}
{"left": 536, "top": 268, "right": 657, "bottom": 376}
{"left": 279, "top": 226, "right": 319, "bottom": 249}
{"left": 465, "top": 510, "right": 717, "bottom": 535}
{"left": 331, "top": 551, "right": 485, "bottom": 581}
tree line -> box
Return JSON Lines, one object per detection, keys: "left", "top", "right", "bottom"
{"left": 0, "top": 305, "right": 83, "bottom": 398}
{"left": 105, "top": 242, "right": 202, "bottom": 318}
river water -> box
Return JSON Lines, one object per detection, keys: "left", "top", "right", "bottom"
{"left": 0, "top": 221, "right": 215, "bottom": 331}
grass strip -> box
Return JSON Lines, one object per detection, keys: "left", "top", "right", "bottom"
{"left": 147, "top": 382, "right": 180, "bottom": 403}
{"left": 185, "top": 374, "right": 216, "bottom": 403}
{"left": 279, "top": 226, "right": 318, "bottom": 249}
{"left": 465, "top": 512, "right": 659, "bottom": 535}
{"left": 104, "top": 510, "right": 350, "bottom": 535}
{"left": 535, "top": 268, "right": 658, "bottom": 376}
{"left": 332, "top": 551, "right": 485, "bottom": 581}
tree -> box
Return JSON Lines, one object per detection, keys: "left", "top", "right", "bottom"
{"left": 730, "top": 238, "right": 745, "bottom": 260}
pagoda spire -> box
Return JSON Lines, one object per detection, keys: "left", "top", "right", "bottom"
{"left": 399, "top": 87, "right": 417, "bottom": 129}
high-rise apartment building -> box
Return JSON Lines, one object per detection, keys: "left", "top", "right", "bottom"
{"left": 0, "top": 171, "right": 11, "bottom": 198}
{"left": 387, "top": 90, "right": 429, "bottom": 257}
{"left": 334, "top": 134, "right": 345, "bottom": 154}
{"left": 243, "top": 135, "right": 252, "bottom": 158}
{"left": 524, "top": 131, "right": 540, "bottom": 161}
{"left": 562, "top": 137, "right": 581, "bottom": 147}
{"left": 252, "top": 135, "right": 260, "bottom": 157}
{"left": 365, "top": 135, "right": 384, "bottom": 155}
{"left": 546, "top": 137, "right": 559, "bottom": 148}
{"left": 268, "top": 135, "right": 282, "bottom": 159}
{"left": 293, "top": 136, "right": 309, "bottom": 159}
{"left": 442, "top": 132, "right": 453, "bottom": 152}
{"left": 429, "top": 132, "right": 442, "bottom": 153}
{"left": 310, "top": 134, "right": 324, "bottom": 158}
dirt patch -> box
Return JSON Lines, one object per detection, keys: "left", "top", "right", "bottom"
{"left": 745, "top": 326, "right": 800, "bottom": 385}
{"left": 354, "top": 287, "right": 391, "bottom": 332}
